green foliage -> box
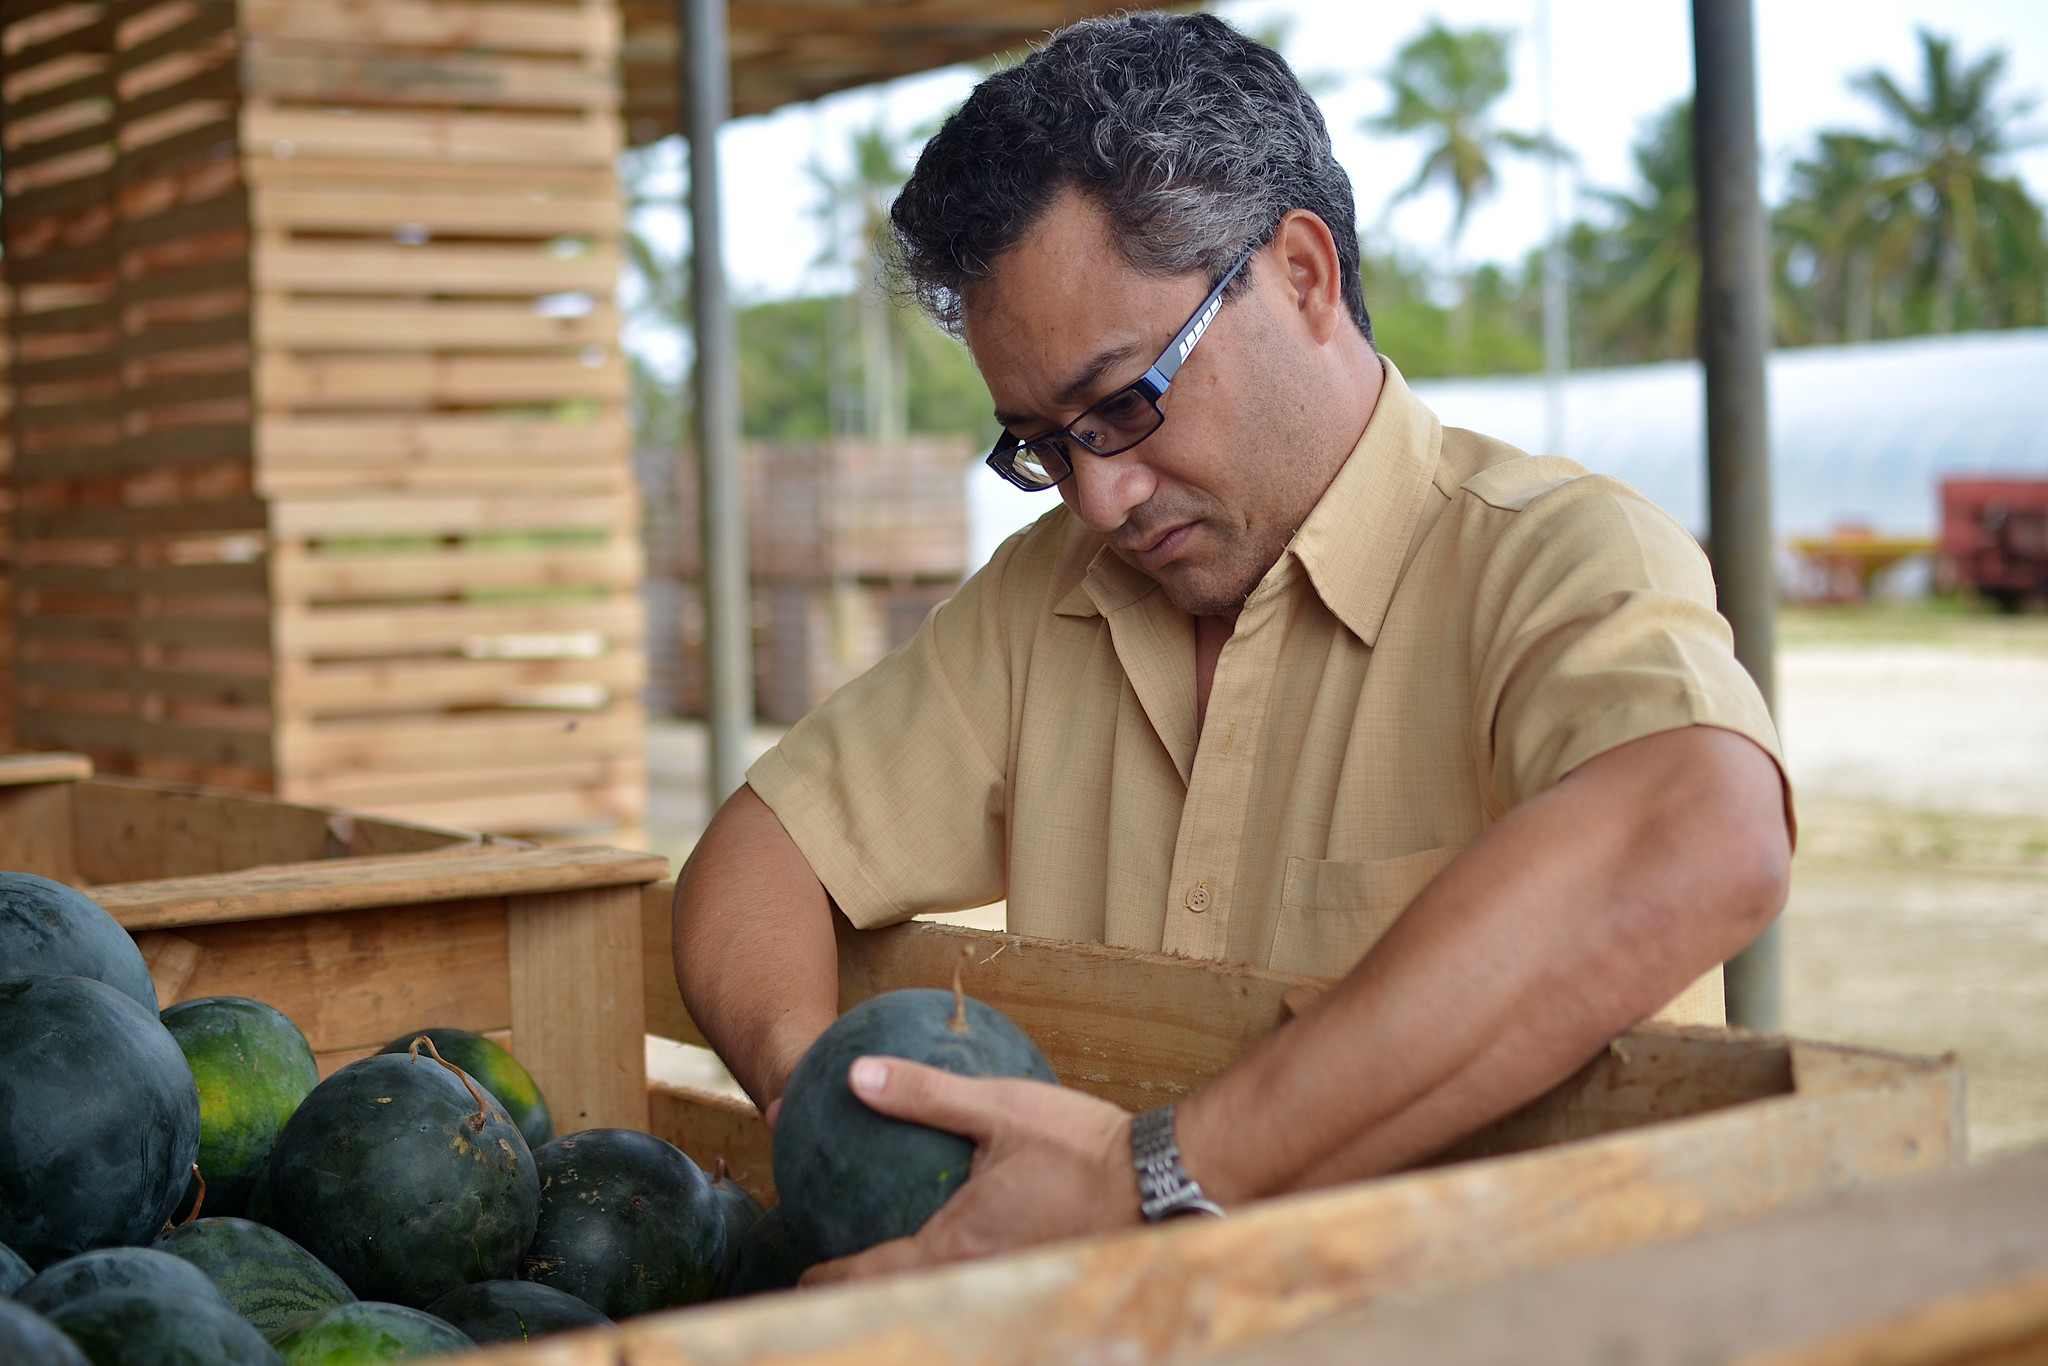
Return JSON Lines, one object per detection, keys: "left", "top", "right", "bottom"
{"left": 736, "top": 295, "right": 994, "bottom": 444}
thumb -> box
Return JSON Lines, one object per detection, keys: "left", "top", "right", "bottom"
{"left": 846, "top": 1056, "right": 1005, "bottom": 1144}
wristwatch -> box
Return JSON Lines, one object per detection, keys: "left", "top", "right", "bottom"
{"left": 1131, "top": 1104, "right": 1226, "bottom": 1221}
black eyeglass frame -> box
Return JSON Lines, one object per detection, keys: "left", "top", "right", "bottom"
{"left": 984, "top": 244, "right": 1258, "bottom": 492}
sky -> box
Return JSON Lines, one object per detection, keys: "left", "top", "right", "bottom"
{"left": 676, "top": 0, "right": 2048, "bottom": 306}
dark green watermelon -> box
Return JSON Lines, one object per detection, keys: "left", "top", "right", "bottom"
{"left": 517, "top": 1129, "right": 725, "bottom": 1318}
{"left": 270, "top": 1051, "right": 537, "bottom": 1308}
{"left": 0, "top": 871, "right": 155, "bottom": 1010}
{"left": 47, "top": 1289, "right": 281, "bottom": 1366}
{"left": 0, "top": 1298, "right": 91, "bottom": 1366}
{"left": 0, "top": 1237, "right": 32, "bottom": 1295}
{"left": 376, "top": 1029, "right": 552, "bottom": 1152}
{"left": 707, "top": 1159, "right": 765, "bottom": 1291}
{"left": 161, "top": 999, "right": 320, "bottom": 1217}
{"left": 0, "top": 976, "right": 202, "bottom": 1267}
{"left": 720, "top": 1203, "right": 820, "bottom": 1298}
{"left": 154, "top": 1218, "right": 353, "bottom": 1338}
{"left": 270, "top": 1302, "right": 473, "bottom": 1364}
{"left": 243, "top": 1154, "right": 278, "bottom": 1228}
{"left": 422, "top": 1281, "right": 612, "bottom": 1345}
{"left": 773, "top": 989, "right": 1057, "bottom": 1261}
{"left": 18, "top": 1248, "right": 227, "bottom": 1318}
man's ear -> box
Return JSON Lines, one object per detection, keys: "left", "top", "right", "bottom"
{"left": 1270, "top": 208, "right": 1348, "bottom": 345}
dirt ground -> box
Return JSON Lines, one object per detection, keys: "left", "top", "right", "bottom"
{"left": 1776, "top": 604, "right": 2048, "bottom": 1158}
{"left": 643, "top": 601, "right": 2048, "bottom": 1157}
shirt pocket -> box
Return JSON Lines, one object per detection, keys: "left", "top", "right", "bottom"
{"left": 1267, "top": 846, "right": 1462, "bottom": 977}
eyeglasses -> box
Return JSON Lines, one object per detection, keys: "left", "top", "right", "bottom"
{"left": 984, "top": 244, "right": 1257, "bottom": 492}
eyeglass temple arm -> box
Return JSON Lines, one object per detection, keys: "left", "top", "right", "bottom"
{"left": 1145, "top": 248, "right": 1255, "bottom": 393}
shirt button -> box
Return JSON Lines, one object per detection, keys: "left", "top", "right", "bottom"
{"left": 1185, "top": 880, "right": 1210, "bottom": 913}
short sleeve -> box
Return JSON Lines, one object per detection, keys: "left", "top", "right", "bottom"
{"left": 744, "top": 532, "right": 1025, "bottom": 930}
{"left": 1466, "top": 473, "right": 1785, "bottom": 813}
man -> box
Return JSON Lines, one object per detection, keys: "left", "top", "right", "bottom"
{"left": 673, "top": 12, "right": 1791, "bottom": 1279}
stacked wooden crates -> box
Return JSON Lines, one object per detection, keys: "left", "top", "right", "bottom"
{"left": 652, "top": 436, "right": 973, "bottom": 725}
{"left": 1, "top": 0, "right": 644, "bottom": 839}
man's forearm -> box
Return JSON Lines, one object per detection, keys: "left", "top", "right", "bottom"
{"left": 1177, "top": 725, "right": 1791, "bottom": 1201}
{"left": 671, "top": 784, "right": 840, "bottom": 1113}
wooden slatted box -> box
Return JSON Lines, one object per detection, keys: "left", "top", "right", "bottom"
{"left": 461, "top": 890, "right": 1964, "bottom": 1366}
{"left": 2, "top": 0, "right": 644, "bottom": 840}
{"left": 0, "top": 751, "right": 1967, "bottom": 1363}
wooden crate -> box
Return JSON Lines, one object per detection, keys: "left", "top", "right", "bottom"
{"left": 3, "top": 756, "right": 667, "bottom": 1131}
{"left": 401, "top": 892, "right": 1958, "bottom": 1366}
{"left": 1209, "top": 1145, "right": 2048, "bottom": 1366}
{"left": 3, "top": 759, "right": 1965, "bottom": 1361}
{"left": 648, "top": 436, "right": 969, "bottom": 721}
{"left": 1, "top": 0, "right": 643, "bottom": 840}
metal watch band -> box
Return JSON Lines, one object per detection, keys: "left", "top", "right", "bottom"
{"left": 1131, "top": 1103, "right": 1226, "bottom": 1221}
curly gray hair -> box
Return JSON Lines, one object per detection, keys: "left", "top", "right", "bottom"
{"left": 889, "top": 12, "right": 1370, "bottom": 341}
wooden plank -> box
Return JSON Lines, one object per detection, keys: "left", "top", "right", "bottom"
{"left": 507, "top": 883, "right": 648, "bottom": 1133}
{"left": 254, "top": 297, "right": 621, "bottom": 352}
{"left": 273, "top": 543, "right": 638, "bottom": 602}
{"left": 274, "top": 597, "right": 641, "bottom": 659}
{"left": 151, "top": 896, "right": 514, "bottom": 1055}
{"left": 255, "top": 413, "right": 626, "bottom": 464}
{"left": 458, "top": 1046, "right": 1962, "bottom": 1366}
{"left": 641, "top": 880, "right": 703, "bottom": 1045}
{"left": 238, "top": 0, "right": 617, "bottom": 56}
{"left": 252, "top": 239, "right": 619, "bottom": 296}
{"left": 281, "top": 653, "right": 642, "bottom": 717}
{"left": 0, "top": 749, "right": 92, "bottom": 784}
{"left": 269, "top": 493, "right": 630, "bottom": 538}
{"left": 71, "top": 775, "right": 472, "bottom": 884}
{"left": 242, "top": 154, "right": 616, "bottom": 198}
{"left": 318, "top": 782, "right": 640, "bottom": 836}
{"left": 242, "top": 105, "right": 621, "bottom": 169}
{"left": 0, "top": 780, "right": 77, "bottom": 881}
{"left": 648, "top": 1080, "right": 775, "bottom": 1203}
{"left": 1205, "top": 1147, "right": 2048, "bottom": 1366}
{"left": 242, "top": 45, "right": 617, "bottom": 112}
{"left": 257, "top": 353, "right": 626, "bottom": 408}
{"left": 95, "top": 843, "right": 668, "bottom": 930}
{"left": 277, "top": 754, "right": 643, "bottom": 808}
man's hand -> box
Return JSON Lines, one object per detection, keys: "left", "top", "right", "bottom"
{"left": 799, "top": 1057, "right": 1142, "bottom": 1285}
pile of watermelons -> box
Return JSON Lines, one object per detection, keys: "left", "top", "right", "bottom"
{"left": 1, "top": 869, "right": 1064, "bottom": 1364}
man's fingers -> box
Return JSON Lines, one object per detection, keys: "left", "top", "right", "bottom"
{"left": 798, "top": 1235, "right": 926, "bottom": 1287}
{"left": 846, "top": 1056, "right": 1009, "bottom": 1143}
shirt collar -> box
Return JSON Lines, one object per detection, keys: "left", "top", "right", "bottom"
{"left": 1053, "top": 357, "right": 1442, "bottom": 644}
{"left": 1286, "top": 357, "right": 1441, "bottom": 647}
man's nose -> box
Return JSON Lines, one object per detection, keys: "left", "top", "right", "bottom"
{"left": 1060, "top": 448, "right": 1157, "bottom": 535}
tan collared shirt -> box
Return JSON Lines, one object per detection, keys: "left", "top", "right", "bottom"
{"left": 749, "top": 361, "right": 1784, "bottom": 1025}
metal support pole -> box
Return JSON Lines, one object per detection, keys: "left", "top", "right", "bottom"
{"left": 1692, "top": 0, "right": 1780, "bottom": 1030}
{"left": 681, "top": 0, "right": 753, "bottom": 809}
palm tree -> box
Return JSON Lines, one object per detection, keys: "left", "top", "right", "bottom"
{"left": 1366, "top": 22, "right": 1546, "bottom": 249}
{"left": 1850, "top": 30, "right": 2046, "bottom": 333}
{"left": 1577, "top": 101, "right": 1699, "bottom": 365}
{"left": 1366, "top": 22, "right": 1556, "bottom": 366}
{"left": 809, "top": 120, "right": 913, "bottom": 444}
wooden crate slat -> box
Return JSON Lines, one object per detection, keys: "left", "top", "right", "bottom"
{"left": 333, "top": 780, "right": 641, "bottom": 834}
{"left": 280, "top": 752, "right": 642, "bottom": 807}
{"left": 249, "top": 186, "right": 618, "bottom": 239}
{"left": 277, "top": 704, "right": 642, "bottom": 772}
{"left": 282, "top": 651, "right": 642, "bottom": 716}
{"left": 95, "top": 841, "right": 666, "bottom": 927}
{"left": 252, "top": 239, "right": 618, "bottom": 296}
{"left": 242, "top": 43, "right": 617, "bottom": 111}
{"left": 274, "top": 540, "right": 638, "bottom": 600}
{"left": 256, "top": 413, "right": 627, "bottom": 464}
{"left": 257, "top": 462, "right": 630, "bottom": 498}
{"left": 276, "top": 595, "right": 639, "bottom": 657}
{"left": 237, "top": 0, "right": 617, "bottom": 57}
{"left": 254, "top": 300, "right": 620, "bottom": 354}
{"left": 243, "top": 105, "right": 620, "bottom": 168}
{"left": 143, "top": 896, "right": 514, "bottom": 1050}
{"left": 257, "top": 352, "right": 625, "bottom": 408}
{"left": 270, "top": 492, "right": 630, "bottom": 537}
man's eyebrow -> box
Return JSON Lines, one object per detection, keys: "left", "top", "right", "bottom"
{"left": 992, "top": 341, "right": 1145, "bottom": 432}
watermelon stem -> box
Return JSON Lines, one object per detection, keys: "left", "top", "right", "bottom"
{"left": 947, "top": 948, "right": 970, "bottom": 1035}
{"left": 178, "top": 1162, "right": 205, "bottom": 1225}
{"left": 410, "top": 1034, "right": 490, "bottom": 1132}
